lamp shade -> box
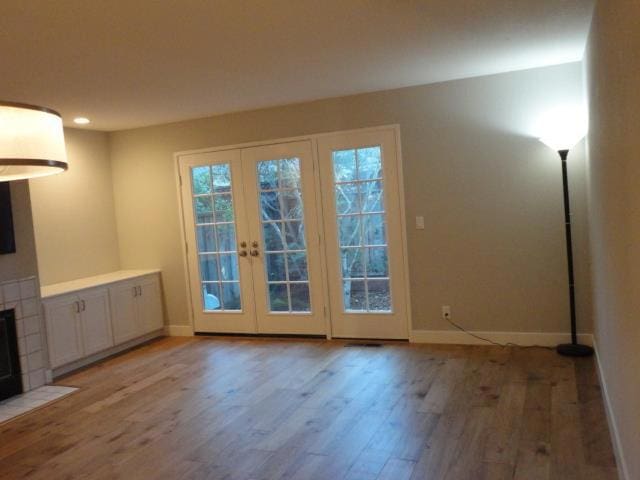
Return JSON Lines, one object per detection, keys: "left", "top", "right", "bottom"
{"left": 0, "top": 102, "right": 68, "bottom": 181}
{"left": 539, "top": 131, "right": 585, "bottom": 152}
{"left": 536, "top": 106, "right": 587, "bottom": 152}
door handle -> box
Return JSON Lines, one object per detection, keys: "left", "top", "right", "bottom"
{"left": 238, "top": 250, "right": 248, "bottom": 257}
{"left": 250, "top": 249, "right": 259, "bottom": 257}
{"left": 239, "top": 241, "right": 247, "bottom": 248}
{"left": 251, "top": 241, "right": 259, "bottom": 248}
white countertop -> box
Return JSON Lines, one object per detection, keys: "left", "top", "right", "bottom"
{"left": 41, "top": 269, "right": 161, "bottom": 299}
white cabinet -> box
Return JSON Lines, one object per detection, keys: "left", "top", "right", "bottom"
{"left": 110, "top": 280, "right": 141, "bottom": 344}
{"left": 44, "top": 287, "right": 114, "bottom": 368}
{"left": 138, "top": 275, "right": 164, "bottom": 333}
{"left": 109, "top": 274, "right": 163, "bottom": 344}
{"left": 44, "top": 296, "right": 84, "bottom": 368}
{"left": 42, "top": 270, "right": 164, "bottom": 370}
{"left": 81, "top": 288, "right": 114, "bottom": 355}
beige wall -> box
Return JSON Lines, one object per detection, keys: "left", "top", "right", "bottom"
{"left": 29, "top": 128, "right": 120, "bottom": 285}
{"left": 0, "top": 181, "right": 39, "bottom": 283}
{"left": 586, "top": 1, "right": 640, "bottom": 478}
{"left": 109, "top": 62, "right": 591, "bottom": 334}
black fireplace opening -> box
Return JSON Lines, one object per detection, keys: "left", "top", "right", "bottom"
{"left": 0, "top": 309, "right": 22, "bottom": 401}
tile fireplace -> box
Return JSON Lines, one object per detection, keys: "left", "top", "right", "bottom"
{"left": 0, "top": 309, "right": 21, "bottom": 401}
{"left": 0, "top": 276, "right": 48, "bottom": 396}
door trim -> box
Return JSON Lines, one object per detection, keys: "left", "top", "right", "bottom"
{"left": 175, "top": 125, "right": 411, "bottom": 338}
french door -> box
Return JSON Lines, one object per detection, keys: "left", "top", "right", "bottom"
{"left": 179, "top": 141, "right": 326, "bottom": 335}
{"left": 179, "top": 127, "right": 409, "bottom": 339}
{"left": 317, "top": 129, "right": 408, "bottom": 339}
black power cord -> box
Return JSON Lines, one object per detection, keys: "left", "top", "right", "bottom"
{"left": 444, "top": 316, "right": 554, "bottom": 350}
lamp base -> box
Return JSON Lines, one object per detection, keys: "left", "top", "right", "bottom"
{"left": 556, "top": 343, "right": 594, "bottom": 357}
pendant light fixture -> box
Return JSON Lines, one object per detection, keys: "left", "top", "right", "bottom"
{"left": 0, "top": 101, "right": 68, "bottom": 181}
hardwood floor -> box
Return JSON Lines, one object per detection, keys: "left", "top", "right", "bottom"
{"left": 0, "top": 336, "right": 618, "bottom": 479}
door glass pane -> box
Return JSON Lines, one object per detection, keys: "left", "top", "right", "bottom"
{"left": 286, "top": 252, "right": 308, "bottom": 281}
{"left": 367, "top": 280, "right": 391, "bottom": 311}
{"left": 269, "top": 284, "right": 289, "bottom": 312}
{"left": 332, "top": 146, "right": 392, "bottom": 313}
{"left": 290, "top": 283, "right": 310, "bottom": 312}
{"left": 335, "top": 183, "right": 360, "bottom": 215}
{"left": 266, "top": 253, "right": 286, "bottom": 281}
{"left": 256, "top": 158, "right": 312, "bottom": 313}
{"left": 343, "top": 280, "right": 366, "bottom": 311}
{"left": 360, "top": 180, "right": 384, "bottom": 212}
{"left": 191, "top": 163, "right": 242, "bottom": 311}
{"left": 341, "top": 247, "right": 364, "bottom": 279}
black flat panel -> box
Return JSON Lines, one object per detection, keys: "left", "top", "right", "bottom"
{"left": 0, "top": 183, "right": 16, "bottom": 255}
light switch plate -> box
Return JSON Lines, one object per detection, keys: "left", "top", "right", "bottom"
{"left": 415, "top": 216, "right": 425, "bottom": 229}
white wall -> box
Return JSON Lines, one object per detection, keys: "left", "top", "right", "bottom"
{"left": 585, "top": 1, "right": 640, "bottom": 478}
{"left": 29, "top": 128, "right": 120, "bottom": 285}
{"left": 107, "top": 62, "right": 591, "bottom": 335}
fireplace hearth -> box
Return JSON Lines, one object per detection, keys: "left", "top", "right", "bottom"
{"left": 0, "top": 309, "right": 22, "bottom": 401}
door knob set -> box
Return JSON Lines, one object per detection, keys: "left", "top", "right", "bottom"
{"left": 239, "top": 241, "right": 260, "bottom": 257}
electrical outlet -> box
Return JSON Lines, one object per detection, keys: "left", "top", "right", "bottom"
{"left": 441, "top": 305, "right": 451, "bottom": 320}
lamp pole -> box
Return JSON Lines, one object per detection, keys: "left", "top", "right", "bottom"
{"left": 556, "top": 148, "right": 594, "bottom": 357}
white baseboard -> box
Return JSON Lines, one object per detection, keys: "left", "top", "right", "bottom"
{"left": 593, "top": 339, "right": 629, "bottom": 480}
{"left": 166, "top": 324, "right": 194, "bottom": 336}
{"left": 410, "top": 329, "right": 593, "bottom": 347}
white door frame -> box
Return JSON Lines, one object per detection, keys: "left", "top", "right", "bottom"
{"left": 174, "top": 125, "right": 412, "bottom": 338}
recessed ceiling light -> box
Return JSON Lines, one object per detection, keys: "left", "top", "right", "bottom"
{"left": 73, "top": 117, "right": 90, "bottom": 125}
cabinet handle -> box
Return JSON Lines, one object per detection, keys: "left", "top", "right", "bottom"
{"left": 75, "top": 301, "right": 80, "bottom": 313}
{"left": 81, "top": 300, "right": 86, "bottom": 311}
{"left": 137, "top": 286, "right": 142, "bottom": 296}
{"left": 133, "top": 286, "right": 137, "bottom": 297}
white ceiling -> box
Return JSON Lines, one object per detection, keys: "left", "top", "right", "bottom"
{"left": 0, "top": 0, "right": 594, "bottom": 131}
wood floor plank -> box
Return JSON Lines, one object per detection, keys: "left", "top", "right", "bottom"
{"left": 0, "top": 336, "right": 618, "bottom": 480}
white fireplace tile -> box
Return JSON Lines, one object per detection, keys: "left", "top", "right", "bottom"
{"left": 19, "top": 278, "right": 37, "bottom": 300}
{"left": 17, "top": 337, "right": 26, "bottom": 354}
{"left": 19, "top": 354, "right": 28, "bottom": 373}
{"left": 5, "top": 301, "right": 21, "bottom": 319}
{"left": 15, "top": 318, "right": 24, "bottom": 338}
{"left": 27, "top": 350, "right": 43, "bottom": 371}
{"left": 4, "top": 274, "right": 46, "bottom": 395}
{"left": 25, "top": 333, "right": 41, "bottom": 354}
{"left": 29, "top": 369, "right": 45, "bottom": 390}
{"left": 0, "top": 386, "right": 78, "bottom": 424}
{"left": 21, "top": 298, "right": 39, "bottom": 318}
{"left": 21, "top": 374, "right": 30, "bottom": 391}
{"left": 2, "top": 282, "right": 20, "bottom": 302}
{"left": 0, "top": 405, "right": 29, "bottom": 417}
{"left": 23, "top": 316, "right": 40, "bottom": 336}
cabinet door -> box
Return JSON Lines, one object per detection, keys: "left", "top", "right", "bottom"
{"left": 80, "top": 288, "right": 114, "bottom": 355}
{"left": 109, "top": 281, "right": 141, "bottom": 344}
{"left": 44, "top": 295, "right": 84, "bottom": 368}
{"left": 137, "top": 275, "right": 164, "bottom": 333}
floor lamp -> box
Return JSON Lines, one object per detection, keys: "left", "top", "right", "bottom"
{"left": 540, "top": 134, "right": 594, "bottom": 357}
